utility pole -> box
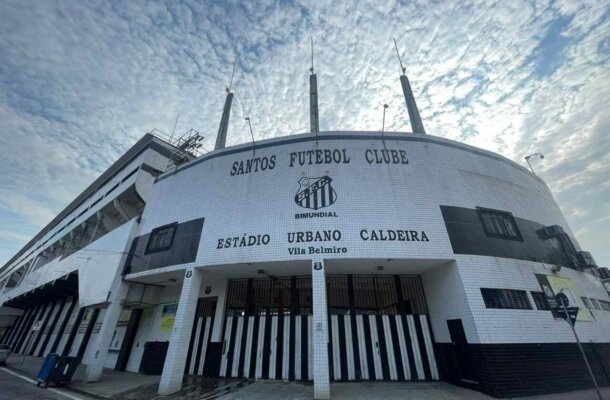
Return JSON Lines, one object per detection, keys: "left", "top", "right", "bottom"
{"left": 557, "top": 296, "right": 603, "bottom": 400}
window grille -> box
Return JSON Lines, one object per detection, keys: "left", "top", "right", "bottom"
{"left": 145, "top": 223, "right": 177, "bottom": 253}
{"left": 531, "top": 291, "right": 550, "bottom": 310}
{"left": 481, "top": 288, "right": 532, "bottom": 310}
{"left": 477, "top": 207, "right": 522, "bottom": 240}
{"left": 590, "top": 298, "right": 601, "bottom": 310}
{"left": 225, "top": 277, "right": 311, "bottom": 317}
{"left": 599, "top": 300, "right": 610, "bottom": 312}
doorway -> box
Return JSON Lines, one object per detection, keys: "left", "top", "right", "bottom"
{"left": 447, "top": 319, "right": 478, "bottom": 383}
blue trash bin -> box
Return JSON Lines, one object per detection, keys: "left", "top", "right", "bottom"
{"left": 36, "top": 353, "right": 58, "bottom": 387}
{"left": 47, "top": 356, "right": 80, "bottom": 387}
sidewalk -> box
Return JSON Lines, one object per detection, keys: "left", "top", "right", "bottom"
{"left": 5, "top": 354, "right": 609, "bottom": 400}
{"left": 5, "top": 354, "right": 160, "bottom": 398}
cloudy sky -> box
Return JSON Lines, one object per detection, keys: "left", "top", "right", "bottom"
{"left": 0, "top": 0, "right": 608, "bottom": 267}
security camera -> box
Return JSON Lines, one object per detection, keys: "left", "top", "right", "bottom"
{"left": 540, "top": 154, "right": 545, "bottom": 159}
{"left": 551, "top": 265, "right": 562, "bottom": 273}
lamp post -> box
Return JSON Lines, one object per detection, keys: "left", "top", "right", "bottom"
{"left": 524, "top": 152, "right": 544, "bottom": 175}
{"left": 245, "top": 117, "right": 255, "bottom": 155}
{"left": 381, "top": 104, "right": 389, "bottom": 137}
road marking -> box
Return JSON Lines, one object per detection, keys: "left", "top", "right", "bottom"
{"left": 0, "top": 367, "right": 87, "bottom": 400}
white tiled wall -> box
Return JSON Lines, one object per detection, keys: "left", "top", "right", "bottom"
{"left": 457, "top": 255, "right": 610, "bottom": 344}
{"left": 128, "top": 132, "right": 608, "bottom": 349}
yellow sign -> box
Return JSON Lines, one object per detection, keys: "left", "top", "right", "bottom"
{"left": 161, "top": 304, "right": 178, "bottom": 331}
{"left": 117, "top": 310, "right": 131, "bottom": 326}
{"left": 546, "top": 275, "right": 593, "bottom": 321}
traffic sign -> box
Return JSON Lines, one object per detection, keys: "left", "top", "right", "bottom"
{"left": 556, "top": 306, "right": 579, "bottom": 326}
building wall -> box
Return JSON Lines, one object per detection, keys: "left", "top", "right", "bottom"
{"left": 420, "top": 261, "right": 477, "bottom": 344}
{"left": 130, "top": 133, "right": 574, "bottom": 271}
{"left": 459, "top": 255, "right": 610, "bottom": 345}
{"left": 124, "top": 272, "right": 228, "bottom": 373}
{"left": 124, "top": 132, "right": 608, "bottom": 346}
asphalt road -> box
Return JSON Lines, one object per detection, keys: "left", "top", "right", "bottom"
{"left": 0, "top": 367, "right": 90, "bottom": 400}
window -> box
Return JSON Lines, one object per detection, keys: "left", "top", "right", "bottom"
{"left": 599, "top": 300, "right": 610, "bottom": 312}
{"left": 477, "top": 207, "right": 522, "bottom": 240}
{"left": 581, "top": 297, "right": 592, "bottom": 310}
{"left": 145, "top": 223, "right": 177, "bottom": 254}
{"left": 481, "top": 288, "right": 532, "bottom": 310}
{"left": 531, "top": 291, "right": 551, "bottom": 310}
{"left": 120, "top": 167, "right": 139, "bottom": 183}
{"left": 590, "top": 298, "right": 601, "bottom": 310}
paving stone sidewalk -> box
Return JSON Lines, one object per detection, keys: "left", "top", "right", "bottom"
{"left": 5, "top": 354, "right": 609, "bottom": 400}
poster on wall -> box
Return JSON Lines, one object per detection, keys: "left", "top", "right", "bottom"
{"left": 535, "top": 274, "right": 593, "bottom": 321}
{"left": 161, "top": 304, "right": 178, "bottom": 331}
{"left": 82, "top": 308, "right": 94, "bottom": 323}
{"left": 117, "top": 310, "right": 132, "bottom": 327}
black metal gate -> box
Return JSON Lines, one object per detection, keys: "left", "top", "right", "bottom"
{"left": 184, "top": 297, "right": 217, "bottom": 375}
{"left": 219, "top": 277, "right": 313, "bottom": 380}
{"left": 326, "top": 275, "right": 438, "bottom": 382}
{"left": 218, "top": 274, "right": 438, "bottom": 382}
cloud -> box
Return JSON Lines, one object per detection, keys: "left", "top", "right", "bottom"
{"left": 0, "top": 0, "right": 608, "bottom": 266}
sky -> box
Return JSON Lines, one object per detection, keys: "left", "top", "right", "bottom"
{"left": 0, "top": 0, "right": 608, "bottom": 267}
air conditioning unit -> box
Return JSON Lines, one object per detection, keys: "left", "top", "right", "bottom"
{"left": 542, "top": 225, "right": 564, "bottom": 238}
{"left": 576, "top": 251, "right": 597, "bottom": 268}
{"left": 594, "top": 267, "right": 610, "bottom": 281}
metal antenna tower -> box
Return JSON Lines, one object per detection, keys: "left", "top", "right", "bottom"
{"left": 393, "top": 39, "right": 426, "bottom": 134}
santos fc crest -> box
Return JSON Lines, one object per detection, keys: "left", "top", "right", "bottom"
{"left": 295, "top": 176, "right": 337, "bottom": 210}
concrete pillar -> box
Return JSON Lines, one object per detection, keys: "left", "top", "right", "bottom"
{"left": 158, "top": 268, "right": 202, "bottom": 395}
{"left": 84, "top": 282, "right": 130, "bottom": 382}
{"left": 311, "top": 259, "right": 330, "bottom": 399}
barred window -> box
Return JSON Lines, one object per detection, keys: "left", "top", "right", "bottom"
{"left": 590, "top": 298, "right": 601, "bottom": 310}
{"left": 481, "top": 288, "right": 532, "bottom": 310}
{"left": 477, "top": 207, "right": 522, "bottom": 240}
{"left": 145, "top": 223, "right": 177, "bottom": 254}
{"left": 599, "top": 300, "right": 610, "bottom": 312}
{"left": 531, "top": 291, "right": 550, "bottom": 310}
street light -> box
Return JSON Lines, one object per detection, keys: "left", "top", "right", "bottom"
{"left": 381, "top": 104, "right": 389, "bottom": 137}
{"left": 245, "top": 117, "right": 255, "bottom": 155}
{"left": 524, "top": 152, "right": 544, "bottom": 175}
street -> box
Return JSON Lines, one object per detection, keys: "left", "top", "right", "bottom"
{"left": 0, "top": 367, "right": 89, "bottom": 400}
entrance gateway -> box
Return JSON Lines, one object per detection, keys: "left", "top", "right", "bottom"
{"left": 184, "top": 275, "right": 438, "bottom": 381}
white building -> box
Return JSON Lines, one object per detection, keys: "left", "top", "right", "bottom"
{"left": 1, "top": 72, "right": 610, "bottom": 399}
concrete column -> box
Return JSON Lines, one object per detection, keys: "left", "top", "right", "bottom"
{"left": 158, "top": 268, "right": 202, "bottom": 395}
{"left": 84, "top": 281, "right": 130, "bottom": 382}
{"left": 311, "top": 259, "right": 330, "bottom": 399}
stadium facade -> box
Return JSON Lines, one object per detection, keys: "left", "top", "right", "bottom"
{"left": 1, "top": 68, "right": 610, "bottom": 399}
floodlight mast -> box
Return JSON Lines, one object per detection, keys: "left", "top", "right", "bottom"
{"left": 394, "top": 39, "right": 426, "bottom": 135}
{"left": 309, "top": 37, "right": 320, "bottom": 137}
{"left": 215, "top": 59, "right": 237, "bottom": 150}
